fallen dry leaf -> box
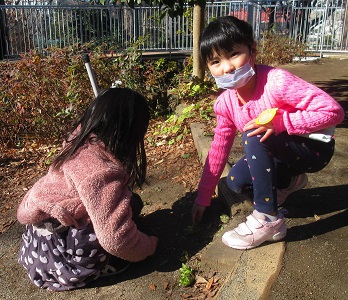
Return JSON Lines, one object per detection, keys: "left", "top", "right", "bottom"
{"left": 205, "top": 277, "right": 214, "bottom": 291}
{"left": 163, "top": 281, "right": 170, "bottom": 290}
{"left": 314, "top": 214, "right": 321, "bottom": 221}
{"left": 195, "top": 276, "right": 208, "bottom": 284}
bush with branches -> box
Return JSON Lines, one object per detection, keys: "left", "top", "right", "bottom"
{"left": 257, "top": 30, "right": 308, "bottom": 65}
{"left": 0, "top": 34, "right": 308, "bottom": 150}
{"left": 0, "top": 42, "right": 183, "bottom": 148}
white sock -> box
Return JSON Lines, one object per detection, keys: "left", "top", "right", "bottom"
{"left": 253, "top": 210, "right": 278, "bottom": 222}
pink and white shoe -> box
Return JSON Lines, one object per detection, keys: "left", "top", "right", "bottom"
{"left": 222, "top": 209, "right": 287, "bottom": 250}
{"left": 277, "top": 173, "right": 308, "bottom": 206}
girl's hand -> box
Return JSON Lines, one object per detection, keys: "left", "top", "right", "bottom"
{"left": 192, "top": 203, "right": 206, "bottom": 224}
{"left": 243, "top": 119, "right": 275, "bottom": 142}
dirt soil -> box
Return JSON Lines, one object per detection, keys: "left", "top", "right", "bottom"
{"left": 1, "top": 56, "right": 348, "bottom": 300}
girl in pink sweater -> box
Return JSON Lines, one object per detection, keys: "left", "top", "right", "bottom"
{"left": 17, "top": 88, "right": 158, "bottom": 290}
{"left": 192, "top": 16, "right": 344, "bottom": 250}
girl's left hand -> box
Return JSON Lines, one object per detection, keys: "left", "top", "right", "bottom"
{"left": 243, "top": 119, "right": 275, "bottom": 142}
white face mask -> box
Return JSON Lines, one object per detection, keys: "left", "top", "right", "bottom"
{"left": 213, "top": 59, "right": 255, "bottom": 90}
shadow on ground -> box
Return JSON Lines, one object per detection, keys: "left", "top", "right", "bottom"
{"left": 87, "top": 191, "right": 229, "bottom": 289}
{"left": 280, "top": 184, "right": 348, "bottom": 242}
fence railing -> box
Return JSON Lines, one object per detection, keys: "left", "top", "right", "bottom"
{"left": 0, "top": 1, "right": 347, "bottom": 60}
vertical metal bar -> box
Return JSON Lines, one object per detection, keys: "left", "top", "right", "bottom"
{"left": 15, "top": 8, "right": 21, "bottom": 54}
{"left": 48, "top": 7, "right": 53, "bottom": 47}
{"left": 56, "top": 8, "right": 61, "bottom": 47}
{"left": 30, "top": 8, "right": 36, "bottom": 50}
{"left": 89, "top": 8, "right": 92, "bottom": 42}
{"left": 166, "top": 12, "right": 169, "bottom": 50}
{"left": 319, "top": 0, "right": 329, "bottom": 58}
{"left": 59, "top": 9, "right": 64, "bottom": 47}
{"left": 40, "top": 7, "right": 45, "bottom": 50}
{"left": 24, "top": 8, "right": 29, "bottom": 52}
{"left": 66, "top": 9, "right": 70, "bottom": 46}
{"left": 44, "top": 8, "right": 48, "bottom": 47}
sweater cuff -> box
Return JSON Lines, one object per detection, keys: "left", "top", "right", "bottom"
{"left": 195, "top": 190, "right": 213, "bottom": 207}
{"left": 272, "top": 114, "right": 286, "bottom": 134}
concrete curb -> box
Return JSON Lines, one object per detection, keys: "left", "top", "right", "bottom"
{"left": 190, "top": 122, "right": 285, "bottom": 300}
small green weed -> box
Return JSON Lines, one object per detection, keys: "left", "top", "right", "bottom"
{"left": 179, "top": 263, "right": 195, "bottom": 287}
{"left": 220, "top": 214, "right": 230, "bottom": 224}
{"left": 45, "top": 146, "right": 60, "bottom": 165}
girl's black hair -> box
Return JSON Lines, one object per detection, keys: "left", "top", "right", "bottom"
{"left": 200, "top": 16, "right": 255, "bottom": 64}
{"left": 52, "top": 87, "right": 149, "bottom": 188}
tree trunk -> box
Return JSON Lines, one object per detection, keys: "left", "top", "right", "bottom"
{"left": 192, "top": 3, "right": 205, "bottom": 81}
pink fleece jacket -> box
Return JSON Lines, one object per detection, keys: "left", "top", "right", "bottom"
{"left": 17, "top": 139, "right": 157, "bottom": 262}
{"left": 196, "top": 64, "right": 345, "bottom": 207}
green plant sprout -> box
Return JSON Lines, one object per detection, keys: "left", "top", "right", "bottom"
{"left": 45, "top": 147, "right": 59, "bottom": 165}
{"left": 179, "top": 263, "right": 195, "bottom": 287}
{"left": 220, "top": 214, "right": 230, "bottom": 224}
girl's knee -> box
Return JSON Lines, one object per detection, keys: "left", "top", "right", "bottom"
{"left": 242, "top": 130, "right": 262, "bottom": 146}
{"left": 226, "top": 174, "right": 243, "bottom": 194}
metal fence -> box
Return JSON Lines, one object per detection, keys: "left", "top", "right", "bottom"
{"left": 0, "top": 0, "right": 347, "bottom": 59}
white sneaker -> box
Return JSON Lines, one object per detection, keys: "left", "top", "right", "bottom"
{"left": 277, "top": 174, "right": 308, "bottom": 206}
{"left": 222, "top": 209, "right": 287, "bottom": 250}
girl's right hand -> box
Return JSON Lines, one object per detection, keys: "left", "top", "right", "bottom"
{"left": 192, "top": 203, "right": 206, "bottom": 224}
{"left": 243, "top": 119, "right": 275, "bottom": 142}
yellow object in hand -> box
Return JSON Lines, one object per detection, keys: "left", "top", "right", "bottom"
{"left": 255, "top": 108, "right": 278, "bottom": 125}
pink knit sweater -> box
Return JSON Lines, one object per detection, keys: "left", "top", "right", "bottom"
{"left": 17, "top": 139, "right": 157, "bottom": 262}
{"left": 196, "top": 64, "right": 345, "bottom": 207}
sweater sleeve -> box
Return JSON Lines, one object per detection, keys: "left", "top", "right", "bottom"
{"left": 271, "top": 69, "right": 345, "bottom": 135}
{"left": 195, "top": 95, "right": 237, "bottom": 207}
{"left": 64, "top": 145, "right": 157, "bottom": 262}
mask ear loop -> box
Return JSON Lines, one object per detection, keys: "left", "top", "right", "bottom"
{"left": 248, "top": 48, "right": 256, "bottom": 75}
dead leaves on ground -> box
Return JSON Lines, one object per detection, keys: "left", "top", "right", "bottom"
{"left": 181, "top": 275, "right": 221, "bottom": 299}
{"left": 145, "top": 120, "right": 203, "bottom": 192}
{"left": 149, "top": 274, "right": 221, "bottom": 299}
{"left": 0, "top": 219, "right": 16, "bottom": 234}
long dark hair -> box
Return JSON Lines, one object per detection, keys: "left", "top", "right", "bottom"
{"left": 200, "top": 16, "right": 255, "bottom": 64}
{"left": 52, "top": 88, "right": 150, "bottom": 187}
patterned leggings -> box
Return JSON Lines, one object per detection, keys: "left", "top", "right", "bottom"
{"left": 226, "top": 130, "right": 335, "bottom": 213}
